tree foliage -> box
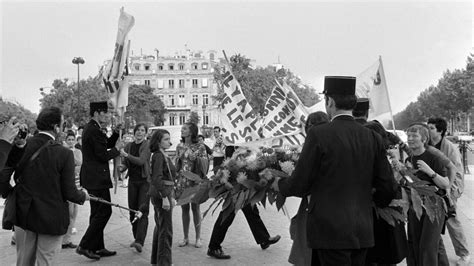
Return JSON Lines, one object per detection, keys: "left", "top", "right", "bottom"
{"left": 40, "top": 77, "right": 108, "bottom": 126}
{"left": 214, "top": 54, "right": 321, "bottom": 115}
{"left": 394, "top": 54, "right": 473, "bottom": 130}
{"left": 39, "top": 79, "right": 166, "bottom": 127}
{"left": 187, "top": 111, "right": 200, "bottom": 125}
{"left": 0, "top": 98, "right": 37, "bottom": 131}
{"left": 126, "top": 84, "right": 166, "bottom": 127}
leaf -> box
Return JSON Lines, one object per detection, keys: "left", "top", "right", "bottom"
{"left": 176, "top": 185, "right": 200, "bottom": 206}
{"left": 209, "top": 185, "right": 227, "bottom": 198}
{"left": 191, "top": 181, "right": 210, "bottom": 204}
{"left": 267, "top": 190, "right": 276, "bottom": 205}
{"left": 389, "top": 199, "right": 409, "bottom": 216}
{"left": 423, "top": 196, "right": 437, "bottom": 222}
{"left": 202, "top": 198, "right": 222, "bottom": 219}
{"left": 240, "top": 179, "right": 259, "bottom": 189}
{"left": 222, "top": 193, "right": 233, "bottom": 211}
{"left": 211, "top": 197, "right": 225, "bottom": 216}
{"left": 182, "top": 171, "right": 202, "bottom": 182}
{"left": 235, "top": 190, "right": 248, "bottom": 211}
{"left": 260, "top": 192, "right": 267, "bottom": 208}
{"left": 376, "top": 208, "right": 396, "bottom": 226}
{"left": 249, "top": 189, "right": 266, "bottom": 206}
{"left": 275, "top": 193, "right": 286, "bottom": 211}
{"left": 410, "top": 188, "right": 423, "bottom": 220}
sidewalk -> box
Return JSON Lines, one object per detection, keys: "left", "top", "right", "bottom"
{"left": 1, "top": 166, "right": 473, "bottom": 265}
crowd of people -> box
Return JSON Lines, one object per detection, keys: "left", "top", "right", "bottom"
{"left": 0, "top": 75, "right": 471, "bottom": 266}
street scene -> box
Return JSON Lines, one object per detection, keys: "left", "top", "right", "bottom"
{"left": 1, "top": 2, "right": 473, "bottom": 266}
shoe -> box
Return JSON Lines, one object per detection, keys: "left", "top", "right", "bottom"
{"left": 76, "top": 246, "right": 100, "bottom": 260}
{"left": 71, "top": 228, "right": 77, "bottom": 235}
{"left": 130, "top": 241, "right": 135, "bottom": 247}
{"left": 95, "top": 248, "right": 117, "bottom": 257}
{"left": 130, "top": 242, "right": 143, "bottom": 253}
{"left": 178, "top": 239, "right": 189, "bottom": 247}
{"left": 207, "top": 248, "right": 231, "bottom": 259}
{"left": 260, "top": 235, "right": 281, "bottom": 250}
{"left": 195, "top": 239, "right": 202, "bottom": 248}
{"left": 62, "top": 242, "right": 78, "bottom": 249}
{"left": 457, "top": 255, "right": 471, "bottom": 265}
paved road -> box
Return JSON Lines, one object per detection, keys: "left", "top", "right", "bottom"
{"left": 1, "top": 166, "right": 473, "bottom": 265}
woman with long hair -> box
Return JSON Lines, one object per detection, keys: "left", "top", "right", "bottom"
{"left": 148, "top": 129, "right": 176, "bottom": 266}
{"left": 175, "top": 122, "right": 207, "bottom": 248}
{"left": 120, "top": 123, "right": 151, "bottom": 253}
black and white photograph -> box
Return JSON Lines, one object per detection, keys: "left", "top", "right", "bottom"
{"left": 0, "top": 0, "right": 473, "bottom": 265}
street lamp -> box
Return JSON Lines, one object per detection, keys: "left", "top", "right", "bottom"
{"left": 202, "top": 104, "right": 207, "bottom": 126}
{"left": 72, "top": 57, "right": 85, "bottom": 117}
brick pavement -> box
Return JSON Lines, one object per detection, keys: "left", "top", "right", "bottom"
{"left": 1, "top": 166, "right": 473, "bottom": 265}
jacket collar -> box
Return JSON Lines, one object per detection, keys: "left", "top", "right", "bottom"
{"left": 331, "top": 114, "right": 354, "bottom": 122}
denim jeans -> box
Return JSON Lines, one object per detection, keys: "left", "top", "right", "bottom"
{"left": 128, "top": 180, "right": 150, "bottom": 245}
{"left": 151, "top": 197, "right": 173, "bottom": 266}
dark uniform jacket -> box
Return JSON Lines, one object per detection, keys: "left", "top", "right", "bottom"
{"left": 1, "top": 133, "right": 86, "bottom": 235}
{"left": 279, "top": 115, "right": 396, "bottom": 249}
{"left": 80, "top": 119, "right": 120, "bottom": 190}
{"left": 149, "top": 152, "right": 176, "bottom": 199}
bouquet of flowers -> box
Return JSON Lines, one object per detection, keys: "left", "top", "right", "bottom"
{"left": 376, "top": 152, "right": 447, "bottom": 226}
{"left": 176, "top": 146, "right": 301, "bottom": 222}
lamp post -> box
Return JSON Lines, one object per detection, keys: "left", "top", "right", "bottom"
{"left": 202, "top": 104, "right": 207, "bottom": 126}
{"left": 72, "top": 57, "right": 85, "bottom": 119}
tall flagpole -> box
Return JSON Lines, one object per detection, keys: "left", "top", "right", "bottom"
{"left": 378, "top": 56, "right": 397, "bottom": 131}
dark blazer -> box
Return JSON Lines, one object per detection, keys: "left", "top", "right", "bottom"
{"left": 279, "top": 115, "right": 396, "bottom": 249}
{"left": 149, "top": 151, "right": 176, "bottom": 199}
{"left": 0, "top": 140, "right": 12, "bottom": 171}
{"left": 2, "top": 133, "right": 86, "bottom": 235}
{"left": 80, "top": 119, "right": 120, "bottom": 190}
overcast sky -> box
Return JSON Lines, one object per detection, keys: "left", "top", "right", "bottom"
{"left": 1, "top": 1, "right": 472, "bottom": 115}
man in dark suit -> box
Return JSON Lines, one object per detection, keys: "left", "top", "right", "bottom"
{"left": 76, "top": 101, "right": 124, "bottom": 260}
{"left": 0, "top": 107, "right": 89, "bottom": 265}
{"left": 276, "top": 76, "right": 396, "bottom": 266}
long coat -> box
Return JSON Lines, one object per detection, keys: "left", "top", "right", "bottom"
{"left": 279, "top": 115, "right": 396, "bottom": 249}
{"left": 80, "top": 119, "right": 120, "bottom": 190}
{"left": 5, "top": 133, "right": 86, "bottom": 235}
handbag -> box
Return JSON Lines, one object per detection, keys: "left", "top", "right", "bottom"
{"left": 2, "top": 140, "right": 52, "bottom": 230}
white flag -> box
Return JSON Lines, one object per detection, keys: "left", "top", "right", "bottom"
{"left": 356, "top": 57, "right": 392, "bottom": 120}
{"left": 102, "top": 7, "right": 134, "bottom": 114}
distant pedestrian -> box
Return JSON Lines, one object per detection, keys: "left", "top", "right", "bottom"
{"left": 62, "top": 131, "right": 83, "bottom": 248}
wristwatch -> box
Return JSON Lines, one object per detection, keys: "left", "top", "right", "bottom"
{"left": 430, "top": 172, "right": 437, "bottom": 179}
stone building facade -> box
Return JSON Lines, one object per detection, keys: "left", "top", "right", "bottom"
{"left": 128, "top": 49, "right": 221, "bottom": 127}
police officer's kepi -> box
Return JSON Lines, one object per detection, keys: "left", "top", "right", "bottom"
{"left": 322, "top": 76, "right": 356, "bottom": 95}
{"left": 354, "top": 98, "right": 370, "bottom": 112}
{"left": 90, "top": 101, "right": 108, "bottom": 114}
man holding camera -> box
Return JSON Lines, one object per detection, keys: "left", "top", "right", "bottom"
{"left": 0, "top": 117, "right": 21, "bottom": 171}
{"left": 0, "top": 107, "right": 89, "bottom": 265}
{"left": 76, "top": 101, "right": 124, "bottom": 260}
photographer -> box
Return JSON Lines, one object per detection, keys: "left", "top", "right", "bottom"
{"left": 0, "top": 107, "right": 89, "bottom": 265}
{"left": 0, "top": 117, "right": 20, "bottom": 171}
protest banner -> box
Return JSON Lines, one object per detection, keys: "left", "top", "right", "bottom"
{"left": 261, "top": 81, "right": 308, "bottom": 138}
{"left": 217, "top": 52, "right": 261, "bottom": 145}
